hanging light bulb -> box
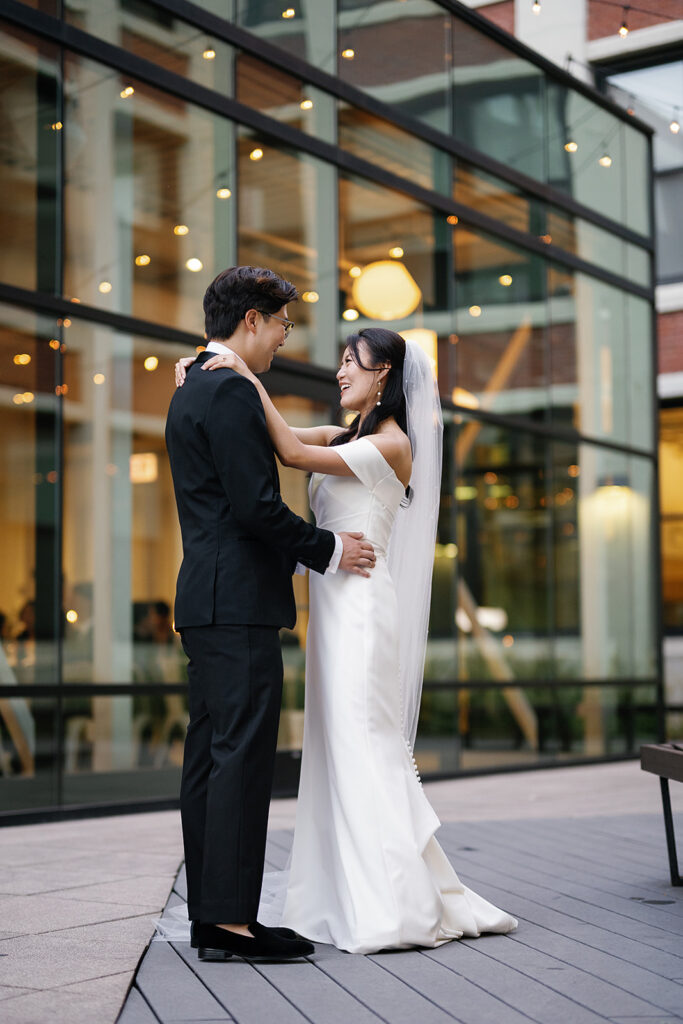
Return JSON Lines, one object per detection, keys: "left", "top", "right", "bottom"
{"left": 599, "top": 153, "right": 612, "bottom": 168}
{"left": 670, "top": 115, "right": 681, "bottom": 135}
{"left": 618, "top": 7, "right": 629, "bottom": 37}
{"left": 532, "top": 1, "right": 541, "bottom": 13}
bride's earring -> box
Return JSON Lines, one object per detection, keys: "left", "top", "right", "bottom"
{"left": 376, "top": 386, "right": 382, "bottom": 407}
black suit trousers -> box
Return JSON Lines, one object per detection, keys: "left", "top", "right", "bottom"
{"left": 179, "top": 624, "right": 283, "bottom": 922}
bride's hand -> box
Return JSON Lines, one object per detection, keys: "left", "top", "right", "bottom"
{"left": 174, "top": 356, "right": 197, "bottom": 387}
{"left": 202, "top": 351, "right": 257, "bottom": 384}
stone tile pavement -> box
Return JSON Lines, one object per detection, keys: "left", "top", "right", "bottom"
{"left": 1, "top": 760, "right": 682, "bottom": 1023}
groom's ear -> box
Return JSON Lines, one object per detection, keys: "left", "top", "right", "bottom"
{"left": 244, "top": 309, "right": 260, "bottom": 334}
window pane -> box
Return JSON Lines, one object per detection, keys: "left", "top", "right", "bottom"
{"left": 548, "top": 267, "right": 631, "bottom": 443}
{"left": 235, "top": 0, "right": 336, "bottom": 72}
{"left": 0, "top": 25, "right": 60, "bottom": 293}
{"left": 454, "top": 228, "right": 548, "bottom": 420}
{"left": 555, "top": 444, "right": 657, "bottom": 684}
{"left": 660, "top": 406, "right": 683, "bottom": 632}
{"left": 338, "top": 174, "right": 452, "bottom": 384}
{"left": 337, "top": 0, "right": 452, "bottom": 134}
{"left": 0, "top": 303, "right": 60, "bottom": 687}
{"left": 454, "top": 163, "right": 542, "bottom": 236}
{"left": 339, "top": 103, "right": 450, "bottom": 193}
{"left": 453, "top": 420, "right": 552, "bottom": 682}
{"left": 61, "top": 695, "right": 185, "bottom": 805}
{"left": 237, "top": 131, "right": 337, "bottom": 366}
{"left": 237, "top": 53, "right": 334, "bottom": 143}
{"left": 61, "top": 320, "right": 187, "bottom": 684}
{"left": 0, "top": 697, "right": 60, "bottom": 811}
{"left": 64, "top": 0, "right": 235, "bottom": 93}
{"left": 453, "top": 22, "right": 544, "bottom": 181}
{"left": 547, "top": 83, "right": 624, "bottom": 226}
{"left": 64, "top": 55, "right": 235, "bottom": 330}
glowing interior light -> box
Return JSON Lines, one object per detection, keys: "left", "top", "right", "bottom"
{"left": 174, "top": 224, "right": 189, "bottom": 235}
{"left": 216, "top": 187, "right": 232, "bottom": 199}
{"left": 341, "top": 48, "right": 355, "bottom": 60}
{"left": 203, "top": 49, "right": 216, "bottom": 60}
{"left": 249, "top": 148, "right": 264, "bottom": 161}
{"left": 135, "top": 254, "right": 151, "bottom": 266}
{"left": 564, "top": 141, "right": 578, "bottom": 152}
{"left": 468, "top": 305, "right": 482, "bottom": 317}
{"left": 120, "top": 86, "right": 135, "bottom": 98}
{"left": 185, "top": 258, "right": 203, "bottom": 272}
{"left": 144, "top": 356, "right": 159, "bottom": 371}
{"left": 98, "top": 281, "right": 112, "bottom": 293}
{"left": 342, "top": 308, "right": 359, "bottom": 321}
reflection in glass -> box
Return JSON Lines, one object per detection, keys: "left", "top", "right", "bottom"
{"left": 548, "top": 266, "right": 653, "bottom": 448}
{"left": 660, "top": 406, "right": 683, "bottom": 632}
{"left": 64, "top": 0, "right": 235, "bottom": 94}
{"left": 339, "top": 103, "right": 449, "bottom": 193}
{"left": 0, "top": 303, "right": 60, "bottom": 688}
{"left": 237, "top": 131, "right": 336, "bottom": 365}
{"left": 337, "top": 0, "right": 452, "bottom": 133}
{"left": 338, "top": 174, "right": 450, "bottom": 379}
{"left": 454, "top": 228, "right": 547, "bottom": 420}
{"left": 61, "top": 321, "right": 188, "bottom": 685}
{"left": 547, "top": 83, "right": 626, "bottom": 227}
{"left": 0, "top": 696, "right": 59, "bottom": 810}
{"left": 236, "top": 0, "right": 336, "bottom": 71}
{"left": 64, "top": 55, "right": 234, "bottom": 330}
{"left": 237, "top": 53, "right": 333, "bottom": 142}
{"left": 61, "top": 695, "right": 186, "bottom": 805}
{"left": 452, "top": 21, "right": 544, "bottom": 181}
{"left": 0, "top": 25, "right": 60, "bottom": 293}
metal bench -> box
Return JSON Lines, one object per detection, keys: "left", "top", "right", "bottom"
{"left": 640, "top": 743, "right": 683, "bottom": 886}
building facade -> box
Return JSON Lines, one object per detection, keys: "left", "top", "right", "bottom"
{"left": 467, "top": 0, "right": 683, "bottom": 766}
{"left": 0, "top": 0, "right": 661, "bottom": 820}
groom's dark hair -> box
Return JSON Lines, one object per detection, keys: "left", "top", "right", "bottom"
{"left": 203, "top": 266, "right": 298, "bottom": 341}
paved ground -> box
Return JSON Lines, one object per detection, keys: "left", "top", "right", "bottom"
{"left": 1, "top": 761, "right": 682, "bottom": 1023}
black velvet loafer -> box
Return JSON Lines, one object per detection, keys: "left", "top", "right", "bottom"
{"left": 190, "top": 919, "right": 301, "bottom": 947}
{"left": 195, "top": 921, "right": 314, "bottom": 961}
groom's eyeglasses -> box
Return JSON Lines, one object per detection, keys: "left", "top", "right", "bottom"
{"left": 260, "top": 311, "right": 295, "bottom": 337}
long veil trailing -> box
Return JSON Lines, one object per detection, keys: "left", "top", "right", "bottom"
{"left": 387, "top": 340, "right": 444, "bottom": 750}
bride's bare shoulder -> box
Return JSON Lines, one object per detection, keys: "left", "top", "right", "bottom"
{"left": 365, "top": 426, "right": 412, "bottom": 485}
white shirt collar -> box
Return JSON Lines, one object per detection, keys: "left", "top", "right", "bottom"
{"left": 205, "top": 340, "right": 235, "bottom": 355}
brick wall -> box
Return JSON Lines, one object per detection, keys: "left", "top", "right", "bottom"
{"left": 476, "top": 1, "right": 515, "bottom": 37}
{"left": 659, "top": 310, "right": 683, "bottom": 376}
{"left": 588, "top": 0, "right": 682, "bottom": 41}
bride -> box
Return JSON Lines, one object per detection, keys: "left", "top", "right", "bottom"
{"left": 175, "top": 327, "right": 517, "bottom": 953}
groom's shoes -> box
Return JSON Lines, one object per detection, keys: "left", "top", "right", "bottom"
{"left": 194, "top": 921, "right": 314, "bottom": 962}
{"left": 190, "top": 920, "right": 301, "bottom": 948}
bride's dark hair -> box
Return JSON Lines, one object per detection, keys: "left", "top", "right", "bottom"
{"left": 330, "top": 328, "right": 407, "bottom": 447}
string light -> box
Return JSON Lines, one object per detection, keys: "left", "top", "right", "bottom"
{"left": 599, "top": 153, "right": 613, "bottom": 167}
{"left": 389, "top": 246, "right": 404, "bottom": 258}
{"left": 98, "top": 281, "right": 112, "bottom": 293}
{"left": 348, "top": 266, "right": 362, "bottom": 278}
{"left": 13, "top": 353, "right": 31, "bottom": 365}
{"left": 532, "top": 1, "right": 541, "bottom": 13}
{"left": 202, "top": 49, "right": 216, "bottom": 60}
{"left": 446, "top": 215, "right": 459, "bottom": 225}
{"left": 120, "top": 85, "right": 135, "bottom": 98}
{"left": 341, "top": 48, "right": 355, "bottom": 60}
{"left": 300, "top": 99, "right": 314, "bottom": 110}
{"left": 282, "top": 7, "right": 295, "bottom": 17}
{"left": 216, "top": 187, "right": 232, "bottom": 199}
{"left": 618, "top": 6, "right": 629, "bottom": 36}
{"left": 249, "top": 148, "right": 264, "bottom": 161}
{"left": 342, "top": 308, "right": 359, "bottom": 321}
{"left": 144, "top": 356, "right": 159, "bottom": 371}
{"left": 302, "top": 291, "right": 319, "bottom": 303}
{"left": 564, "top": 141, "right": 578, "bottom": 153}
{"left": 185, "top": 258, "right": 203, "bottom": 272}
{"left": 135, "top": 254, "right": 151, "bottom": 266}
{"left": 173, "top": 224, "right": 189, "bottom": 235}
{"left": 671, "top": 110, "right": 681, "bottom": 134}
{"left": 468, "top": 305, "right": 482, "bottom": 317}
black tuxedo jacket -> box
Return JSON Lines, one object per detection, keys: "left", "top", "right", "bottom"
{"left": 166, "top": 352, "right": 335, "bottom": 629}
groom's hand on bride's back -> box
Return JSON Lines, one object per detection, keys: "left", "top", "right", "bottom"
{"left": 338, "top": 532, "right": 375, "bottom": 578}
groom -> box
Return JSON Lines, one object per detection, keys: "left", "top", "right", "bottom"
{"left": 166, "top": 266, "right": 374, "bottom": 961}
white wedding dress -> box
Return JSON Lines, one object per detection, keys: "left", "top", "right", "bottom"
{"left": 280, "top": 437, "right": 517, "bottom": 954}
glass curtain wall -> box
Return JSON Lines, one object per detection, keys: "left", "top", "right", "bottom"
{"left": 0, "top": 0, "right": 658, "bottom": 816}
